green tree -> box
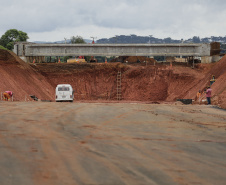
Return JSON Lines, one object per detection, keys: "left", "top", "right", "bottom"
{"left": 221, "top": 43, "right": 226, "bottom": 54}
{"left": 164, "top": 37, "right": 172, "bottom": 43}
{"left": 0, "top": 29, "right": 29, "bottom": 50}
{"left": 70, "top": 35, "right": 86, "bottom": 44}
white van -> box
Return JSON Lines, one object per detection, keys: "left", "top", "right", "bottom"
{"left": 55, "top": 84, "right": 74, "bottom": 102}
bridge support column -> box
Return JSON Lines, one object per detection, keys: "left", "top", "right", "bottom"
{"left": 25, "top": 56, "right": 45, "bottom": 63}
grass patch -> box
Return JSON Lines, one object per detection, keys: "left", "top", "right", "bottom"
{"left": 0, "top": 45, "right": 7, "bottom": 50}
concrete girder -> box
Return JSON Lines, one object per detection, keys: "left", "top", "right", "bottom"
{"left": 14, "top": 43, "right": 211, "bottom": 57}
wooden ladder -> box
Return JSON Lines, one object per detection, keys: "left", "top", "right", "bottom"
{"left": 116, "top": 70, "right": 122, "bottom": 100}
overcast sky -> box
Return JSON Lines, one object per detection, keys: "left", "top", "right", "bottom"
{"left": 1, "top": 0, "right": 226, "bottom": 42}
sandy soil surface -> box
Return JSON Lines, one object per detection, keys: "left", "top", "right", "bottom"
{"left": 0, "top": 102, "right": 226, "bottom": 185}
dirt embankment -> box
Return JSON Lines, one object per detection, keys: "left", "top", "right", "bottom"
{"left": 30, "top": 62, "right": 206, "bottom": 102}
{"left": 0, "top": 49, "right": 54, "bottom": 101}
{"left": 179, "top": 55, "right": 226, "bottom": 109}
{"left": 205, "top": 55, "right": 226, "bottom": 109}
{"left": 1, "top": 49, "right": 226, "bottom": 108}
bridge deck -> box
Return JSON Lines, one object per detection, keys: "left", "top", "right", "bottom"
{"left": 14, "top": 43, "right": 211, "bottom": 57}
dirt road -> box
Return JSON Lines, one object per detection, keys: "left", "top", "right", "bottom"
{"left": 0, "top": 102, "right": 226, "bottom": 185}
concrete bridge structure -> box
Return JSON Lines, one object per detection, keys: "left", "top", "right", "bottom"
{"left": 13, "top": 42, "right": 213, "bottom": 63}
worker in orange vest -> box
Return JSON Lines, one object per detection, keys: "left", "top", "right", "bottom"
{"left": 196, "top": 90, "right": 201, "bottom": 104}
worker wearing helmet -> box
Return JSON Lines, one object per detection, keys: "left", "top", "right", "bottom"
{"left": 210, "top": 75, "right": 216, "bottom": 86}
{"left": 3, "top": 91, "right": 13, "bottom": 101}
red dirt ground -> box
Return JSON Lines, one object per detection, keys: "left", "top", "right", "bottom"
{"left": 0, "top": 49, "right": 54, "bottom": 101}
{"left": 0, "top": 49, "right": 226, "bottom": 109}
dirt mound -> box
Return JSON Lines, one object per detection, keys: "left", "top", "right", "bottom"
{"left": 0, "top": 49, "right": 54, "bottom": 101}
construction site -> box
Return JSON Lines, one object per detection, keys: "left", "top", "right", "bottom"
{"left": 0, "top": 48, "right": 226, "bottom": 185}
{"left": 1, "top": 48, "right": 226, "bottom": 108}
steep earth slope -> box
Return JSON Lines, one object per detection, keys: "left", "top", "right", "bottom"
{"left": 205, "top": 55, "right": 226, "bottom": 109}
{"left": 0, "top": 49, "right": 55, "bottom": 101}
{"left": 181, "top": 55, "right": 226, "bottom": 109}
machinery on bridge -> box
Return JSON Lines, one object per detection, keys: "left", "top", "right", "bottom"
{"left": 67, "top": 57, "right": 86, "bottom": 63}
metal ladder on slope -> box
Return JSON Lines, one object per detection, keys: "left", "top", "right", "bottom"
{"left": 116, "top": 70, "right": 122, "bottom": 101}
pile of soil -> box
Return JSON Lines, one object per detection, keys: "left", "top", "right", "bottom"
{"left": 0, "top": 48, "right": 226, "bottom": 109}
{"left": 0, "top": 49, "right": 54, "bottom": 101}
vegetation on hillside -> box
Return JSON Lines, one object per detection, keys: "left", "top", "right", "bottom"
{"left": 97, "top": 35, "right": 226, "bottom": 45}
{"left": 70, "top": 36, "right": 86, "bottom": 44}
{"left": 0, "top": 45, "right": 7, "bottom": 50}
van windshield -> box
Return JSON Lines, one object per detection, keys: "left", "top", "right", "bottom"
{"left": 58, "top": 87, "right": 70, "bottom": 91}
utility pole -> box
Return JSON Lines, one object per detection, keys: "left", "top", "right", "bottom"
{"left": 149, "top": 35, "right": 152, "bottom": 44}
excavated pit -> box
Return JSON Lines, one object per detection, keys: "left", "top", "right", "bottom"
{"left": 0, "top": 49, "right": 226, "bottom": 109}
{"left": 30, "top": 62, "right": 200, "bottom": 102}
